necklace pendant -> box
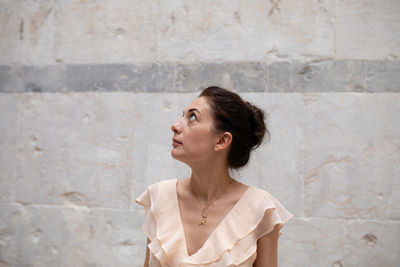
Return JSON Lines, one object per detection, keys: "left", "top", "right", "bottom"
{"left": 200, "top": 209, "right": 207, "bottom": 225}
{"left": 202, "top": 210, "right": 207, "bottom": 218}
{"left": 199, "top": 218, "right": 207, "bottom": 225}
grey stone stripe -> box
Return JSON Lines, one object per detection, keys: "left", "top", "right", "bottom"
{"left": 0, "top": 60, "right": 399, "bottom": 93}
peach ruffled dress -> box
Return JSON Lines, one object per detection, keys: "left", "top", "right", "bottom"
{"left": 136, "top": 179, "right": 293, "bottom": 267}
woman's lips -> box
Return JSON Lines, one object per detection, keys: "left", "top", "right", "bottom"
{"left": 172, "top": 142, "right": 181, "bottom": 147}
{"left": 172, "top": 138, "right": 182, "bottom": 147}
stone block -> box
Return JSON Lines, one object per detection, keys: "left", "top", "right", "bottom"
{"left": 0, "top": 94, "right": 17, "bottom": 203}
{"left": 343, "top": 220, "right": 400, "bottom": 266}
{"left": 290, "top": 60, "right": 400, "bottom": 92}
{"left": 336, "top": 0, "right": 400, "bottom": 59}
{"left": 174, "top": 62, "right": 267, "bottom": 92}
{"left": 361, "top": 60, "right": 400, "bottom": 92}
{"left": 3, "top": 60, "right": 398, "bottom": 93}
{"left": 0, "top": 203, "right": 143, "bottom": 266}
{"left": 279, "top": 218, "right": 345, "bottom": 266}
{"left": 0, "top": 204, "right": 25, "bottom": 265}
{"left": 0, "top": 0, "right": 56, "bottom": 65}
{"left": 21, "top": 65, "right": 66, "bottom": 92}
{"left": 291, "top": 60, "right": 358, "bottom": 92}
{"left": 15, "top": 93, "right": 137, "bottom": 208}
{"left": 233, "top": 93, "right": 304, "bottom": 216}
{"left": 55, "top": 0, "right": 158, "bottom": 64}
{"left": 0, "top": 65, "right": 23, "bottom": 93}
{"left": 267, "top": 61, "right": 290, "bottom": 92}
{"left": 157, "top": 0, "right": 334, "bottom": 61}
{"left": 66, "top": 64, "right": 173, "bottom": 92}
{"left": 304, "top": 93, "right": 400, "bottom": 219}
{"left": 280, "top": 217, "right": 400, "bottom": 267}
{"left": 89, "top": 208, "right": 145, "bottom": 267}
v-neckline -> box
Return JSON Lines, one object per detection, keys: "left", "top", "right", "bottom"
{"left": 174, "top": 179, "right": 251, "bottom": 258}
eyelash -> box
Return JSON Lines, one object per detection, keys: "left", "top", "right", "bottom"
{"left": 182, "top": 112, "right": 196, "bottom": 121}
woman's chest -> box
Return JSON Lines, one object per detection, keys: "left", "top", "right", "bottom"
{"left": 178, "top": 198, "right": 238, "bottom": 256}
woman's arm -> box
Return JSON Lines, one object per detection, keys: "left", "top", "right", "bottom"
{"left": 144, "top": 238, "right": 150, "bottom": 267}
{"left": 253, "top": 224, "right": 281, "bottom": 267}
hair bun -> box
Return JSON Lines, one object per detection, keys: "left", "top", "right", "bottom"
{"left": 245, "top": 101, "right": 268, "bottom": 149}
{"left": 199, "top": 86, "right": 270, "bottom": 169}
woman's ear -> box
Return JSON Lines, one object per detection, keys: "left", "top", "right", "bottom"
{"left": 214, "top": 132, "right": 232, "bottom": 151}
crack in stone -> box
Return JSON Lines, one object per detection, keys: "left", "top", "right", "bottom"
{"left": 19, "top": 19, "right": 24, "bottom": 41}
{"left": 268, "top": 0, "right": 282, "bottom": 16}
{"left": 306, "top": 155, "right": 351, "bottom": 184}
{"left": 61, "top": 192, "right": 88, "bottom": 207}
{"left": 363, "top": 233, "right": 378, "bottom": 247}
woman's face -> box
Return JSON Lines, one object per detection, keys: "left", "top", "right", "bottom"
{"left": 170, "top": 96, "right": 220, "bottom": 165}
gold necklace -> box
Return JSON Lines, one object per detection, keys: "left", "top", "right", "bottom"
{"left": 198, "top": 199, "right": 217, "bottom": 225}
{"left": 196, "top": 179, "right": 234, "bottom": 226}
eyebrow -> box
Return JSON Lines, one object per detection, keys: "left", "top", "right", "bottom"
{"left": 183, "top": 108, "right": 201, "bottom": 115}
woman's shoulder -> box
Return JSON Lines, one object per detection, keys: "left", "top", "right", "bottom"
{"left": 248, "top": 186, "right": 280, "bottom": 201}
{"left": 135, "top": 179, "right": 177, "bottom": 206}
{"left": 244, "top": 185, "right": 293, "bottom": 224}
{"left": 146, "top": 178, "right": 177, "bottom": 190}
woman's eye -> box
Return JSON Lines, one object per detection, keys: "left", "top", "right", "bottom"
{"left": 189, "top": 113, "right": 196, "bottom": 121}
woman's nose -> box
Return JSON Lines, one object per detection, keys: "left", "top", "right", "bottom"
{"left": 171, "top": 119, "right": 182, "bottom": 134}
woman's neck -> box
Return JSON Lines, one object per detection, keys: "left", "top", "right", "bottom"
{"left": 188, "top": 163, "right": 234, "bottom": 204}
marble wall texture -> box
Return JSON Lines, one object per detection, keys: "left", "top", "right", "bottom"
{"left": 0, "top": 0, "right": 399, "bottom": 266}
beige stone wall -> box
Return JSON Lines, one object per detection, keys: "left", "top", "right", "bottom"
{"left": 0, "top": 0, "right": 399, "bottom": 266}
{"left": 1, "top": 0, "right": 399, "bottom": 65}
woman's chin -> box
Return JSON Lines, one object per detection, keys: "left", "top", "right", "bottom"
{"left": 170, "top": 149, "right": 182, "bottom": 160}
{"left": 171, "top": 150, "right": 190, "bottom": 164}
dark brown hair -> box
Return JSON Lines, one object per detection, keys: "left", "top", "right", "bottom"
{"left": 199, "top": 86, "right": 269, "bottom": 169}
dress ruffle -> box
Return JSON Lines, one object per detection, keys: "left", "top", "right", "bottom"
{"left": 136, "top": 179, "right": 293, "bottom": 267}
{"left": 136, "top": 180, "right": 187, "bottom": 267}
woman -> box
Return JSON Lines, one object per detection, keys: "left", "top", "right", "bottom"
{"left": 136, "top": 86, "right": 293, "bottom": 266}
